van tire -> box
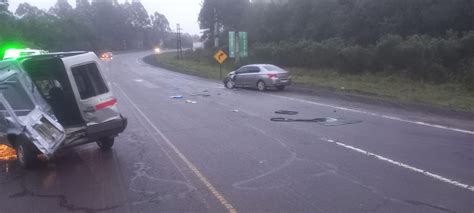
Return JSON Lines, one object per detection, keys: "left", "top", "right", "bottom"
{"left": 16, "top": 138, "right": 39, "bottom": 169}
{"left": 97, "top": 137, "right": 115, "bottom": 151}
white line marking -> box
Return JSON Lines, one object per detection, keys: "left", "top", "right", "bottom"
{"left": 320, "top": 138, "right": 474, "bottom": 192}
{"left": 267, "top": 94, "right": 474, "bottom": 135}
{"left": 115, "top": 84, "right": 237, "bottom": 213}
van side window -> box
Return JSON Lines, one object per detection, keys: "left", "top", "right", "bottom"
{"left": 71, "top": 63, "right": 108, "bottom": 100}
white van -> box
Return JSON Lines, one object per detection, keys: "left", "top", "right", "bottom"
{"left": 0, "top": 51, "right": 127, "bottom": 168}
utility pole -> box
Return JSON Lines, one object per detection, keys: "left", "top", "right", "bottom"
{"left": 176, "top": 24, "right": 183, "bottom": 60}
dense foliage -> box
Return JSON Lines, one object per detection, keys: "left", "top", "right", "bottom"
{"left": 199, "top": 0, "right": 474, "bottom": 89}
{"left": 0, "top": 1, "right": 193, "bottom": 58}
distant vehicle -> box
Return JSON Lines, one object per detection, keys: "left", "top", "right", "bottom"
{"left": 2, "top": 48, "right": 48, "bottom": 60}
{"left": 100, "top": 52, "right": 113, "bottom": 60}
{"left": 154, "top": 47, "right": 161, "bottom": 53}
{"left": 0, "top": 51, "right": 127, "bottom": 168}
{"left": 224, "top": 64, "right": 292, "bottom": 91}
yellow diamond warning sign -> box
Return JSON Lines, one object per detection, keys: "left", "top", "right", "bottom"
{"left": 214, "top": 50, "right": 228, "bottom": 64}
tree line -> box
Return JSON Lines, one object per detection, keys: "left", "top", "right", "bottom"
{"left": 0, "top": 1, "right": 194, "bottom": 58}
{"left": 199, "top": 0, "right": 474, "bottom": 90}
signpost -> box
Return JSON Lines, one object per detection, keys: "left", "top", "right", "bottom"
{"left": 228, "top": 31, "right": 248, "bottom": 63}
{"left": 239, "top": 32, "right": 248, "bottom": 57}
{"left": 229, "top": 31, "right": 236, "bottom": 58}
{"left": 214, "top": 50, "right": 228, "bottom": 79}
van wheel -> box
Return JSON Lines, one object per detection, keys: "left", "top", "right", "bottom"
{"left": 16, "top": 138, "right": 39, "bottom": 169}
{"left": 97, "top": 137, "right": 115, "bottom": 151}
{"left": 257, "top": 80, "right": 266, "bottom": 91}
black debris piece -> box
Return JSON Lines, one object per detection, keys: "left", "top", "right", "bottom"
{"left": 270, "top": 117, "right": 362, "bottom": 126}
{"left": 275, "top": 110, "right": 299, "bottom": 115}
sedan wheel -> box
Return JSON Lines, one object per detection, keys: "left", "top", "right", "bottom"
{"left": 225, "top": 78, "right": 235, "bottom": 89}
{"left": 257, "top": 81, "right": 266, "bottom": 91}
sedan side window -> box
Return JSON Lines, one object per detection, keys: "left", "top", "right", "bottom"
{"left": 236, "top": 67, "right": 248, "bottom": 74}
{"left": 248, "top": 66, "right": 261, "bottom": 73}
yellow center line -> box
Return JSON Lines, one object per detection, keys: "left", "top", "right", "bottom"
{"left": 115, "top": 84, "right": 237, "bottom": 213}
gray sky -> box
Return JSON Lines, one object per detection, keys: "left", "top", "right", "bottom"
{"left": 8, "top": 0, "right": 202, "bottom": 35}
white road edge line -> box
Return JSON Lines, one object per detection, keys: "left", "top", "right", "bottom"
{"left": 114, "top": 84, "right": 237, "bottom": 213}
{"left": 267, "top": 94, "right": 474, "bottom": 135}
{"left": 320, "top": 138, "right": 474, "bottom": 192}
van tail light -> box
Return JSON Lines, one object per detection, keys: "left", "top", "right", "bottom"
{"left": 267, "top": 73, "right": 278, "bottom": 78}
{"left": 96, "top": 98, "right": 117, "bottom": 110}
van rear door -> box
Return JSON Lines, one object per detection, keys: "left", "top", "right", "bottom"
{"left": 60, "top": 53, "right": 120, "bottom": 126}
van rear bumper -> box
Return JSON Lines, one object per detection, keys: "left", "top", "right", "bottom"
{"left": 86, "top": 115, "right": 128, "bottom": 140}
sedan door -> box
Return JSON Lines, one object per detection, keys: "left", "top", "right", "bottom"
{"left": 233, "top": 67, "right": 248, "bottom": 87}
{"left": 245, "top": 66, "right": 262, "bottom": 87}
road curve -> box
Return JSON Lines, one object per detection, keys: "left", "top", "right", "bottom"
{"left": 0, "top": 51, "right": 472, "bottom": 213}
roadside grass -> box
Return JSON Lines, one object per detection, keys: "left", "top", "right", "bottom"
{"left": 146, "top": 52, "right": 474, "bottom": 112}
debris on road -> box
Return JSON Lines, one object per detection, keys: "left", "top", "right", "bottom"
{"left": 171, "top": 95, "right": 184, "bottom": 99}
{"left": 275, "top": 110, "right": 299, "bottom": 115}
{"left": 191, "top": 93, "right": 211, "bottom": 97}
{"left": 185, "top": 100, "right": 197, "bottom": 104}
{"left": 232, "top": 109, "right": 239, "bottom": 113}
{"left": 270, "top": 117, "right": 361, "bottom": 126}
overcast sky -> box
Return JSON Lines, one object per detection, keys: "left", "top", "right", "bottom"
{"left": 8, "top": 0, "right": 202, "bottom": 35}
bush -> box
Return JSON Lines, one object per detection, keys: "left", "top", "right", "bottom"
{"left": 250, "top": 31, "right": 474, "bottom": 85}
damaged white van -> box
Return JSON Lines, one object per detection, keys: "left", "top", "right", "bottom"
{"left": 0, "top": 52, "right": 127, "bottom": 168}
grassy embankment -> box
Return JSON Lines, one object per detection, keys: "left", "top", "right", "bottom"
{"left": 145, "top": 51, "right": 474, "bottom": 112}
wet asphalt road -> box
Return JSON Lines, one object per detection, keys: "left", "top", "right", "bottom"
{"left": 1, "top": 51, "right": 473, "bottom": 213}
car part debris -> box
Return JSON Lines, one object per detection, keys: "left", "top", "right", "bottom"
{"left": 185, "top": 100, "right": 197, "bottom": 104}
{"left": 232, "top": 109, "right": 239, "bottom": 113}
{"left": 270, "top": 117, "right": 361, "bottom": 126}
{"left": 171, "top": 95, "right": 184, "bottom": 99}
{"left": 191, "top": 93, "right": 211, "bottom": 97}
{"left": 271, "top": 117, "right": 328, "bottom": 122}
{"left": 275, "top": 110, "right": 298, "bottom": 115}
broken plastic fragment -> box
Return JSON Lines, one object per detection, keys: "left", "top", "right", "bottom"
{"left": 185, "top": 100, "right": 197, "bottom": 104}
{"left": 171, "top": 95, "right": 184, "bottom": 99}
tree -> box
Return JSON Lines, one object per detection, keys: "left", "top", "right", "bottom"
{"left": 198, "top": 0, "right": 249, "bottom": 47}
{"left": 150, "top": 12, "right": 170, "bottom": 46}
{"left": 49, "top": 0, "right": 73, "bottom": 18}
{"left": 123, "top": 1, "right": 151, "bottom": 48}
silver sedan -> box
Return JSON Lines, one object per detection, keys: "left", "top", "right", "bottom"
{"left": 223, "top": 64, "right": 292, "bottom": 91}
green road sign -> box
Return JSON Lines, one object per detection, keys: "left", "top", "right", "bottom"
{"left": 229, "top": 31, "right": 235, "bottom": 58}
{"left": 239, "top": 32, "right": 248, "bottom": 57}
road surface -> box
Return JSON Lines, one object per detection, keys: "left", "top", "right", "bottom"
{"left": 1, "top": 51, "right": 473, "bottom": 213}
